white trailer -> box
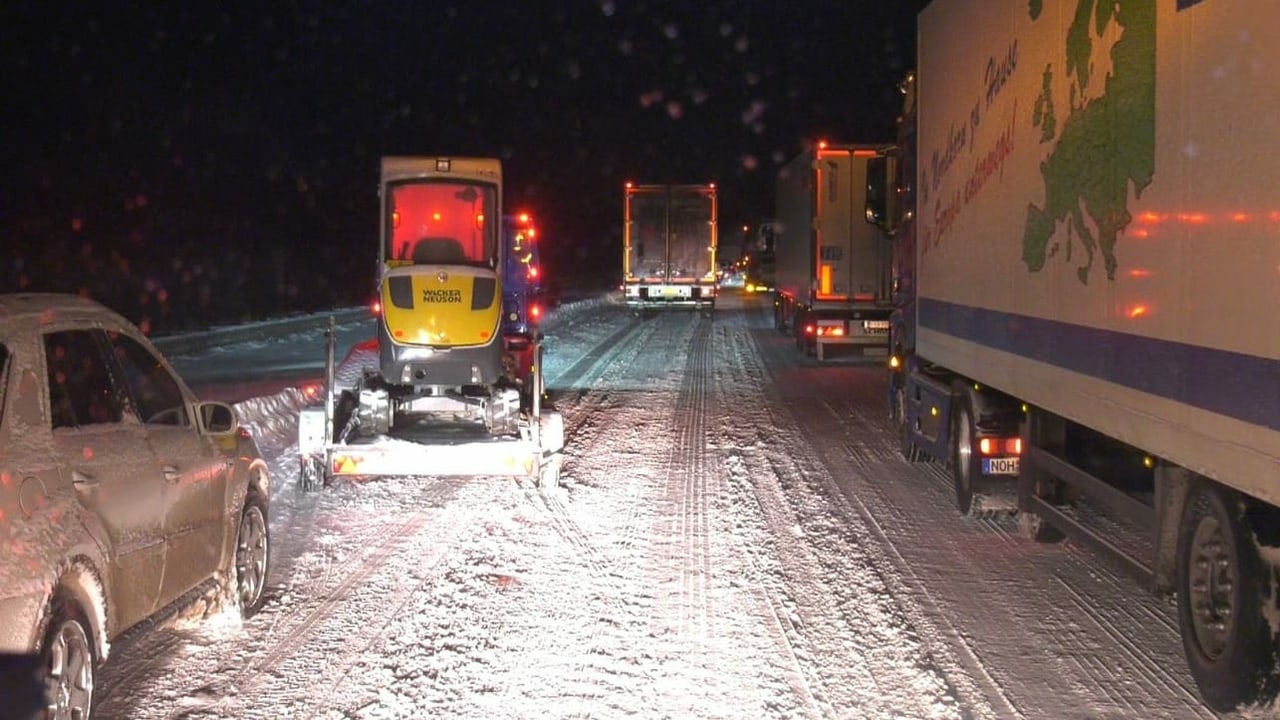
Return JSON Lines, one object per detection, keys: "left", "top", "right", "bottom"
{"left": 867, "top": 0, "right": 1280, "bottom": 711}
{"left": 773, "top": 143, "right": 893, "bottom": 360}
{"left": 622, "top": 183, "right": 718, "bottom": 316}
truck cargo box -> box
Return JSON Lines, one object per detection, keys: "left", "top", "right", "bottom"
{"left": 913, "top": 0, "right": 1279, "bottom": 499}
{"left": 773, "top": 143, "right": 893, "bottom": 357}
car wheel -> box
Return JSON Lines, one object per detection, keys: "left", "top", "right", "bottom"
{"left": 41, "top": 591, "right": 96, "bottom": 719}
{"left": 1176, "top": 482, "right": 1278, "bottom": 712}
{"left": 235, "top": 496, "right": 270, "bottom": 617}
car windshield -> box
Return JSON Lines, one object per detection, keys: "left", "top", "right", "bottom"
{"left": 386, "top": 180, "right": 497, "bottom": 266}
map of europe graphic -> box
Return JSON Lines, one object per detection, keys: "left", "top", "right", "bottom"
{"left": 1022, "top": 0, "right": 1155, "bottom": 284}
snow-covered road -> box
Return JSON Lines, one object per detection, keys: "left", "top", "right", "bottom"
{"left": 91, "top": 291, "right": 1272, "bottom": 719}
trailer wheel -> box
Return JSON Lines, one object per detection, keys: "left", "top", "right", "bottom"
{"left": 298, "top": 455, "right": 326, "bottom": 492}
{"left": 1176, "top": 482, "right": 1278, "bottom": 712}
{"left": 893, "top": 385, "right": 926, "bottom": 463}
{"left": 333, "top": 390, "right": 357, "bottom": 442}
{"left": 538, "top": 453, "right": 563, "bottom": 490}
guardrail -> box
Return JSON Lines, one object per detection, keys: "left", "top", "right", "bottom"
{"left": 151, "top": 307, "right": 370, "bottom": 355}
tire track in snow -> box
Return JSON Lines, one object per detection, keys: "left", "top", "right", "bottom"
{"left": 199, "top": 479, "right": 467, "bottom": 717}
{"left": 746, "top": 325, "right": 995, "bottom": 718}
{"left": 830, "top": 366, "right": 1208, "bottom": 715}
{"left": 648, "top": 315, "right": 714, "bottom": 644}
{"left": 523, "top": 313, "right": 666, "bottom": 716}
{"left": 796, "top": 356, "right": 1212, "bottom": 718}
{"left": 92, "top": 481, "right": 461, "bottom": 719}
{"left": 230, "top": 509, "right": 436, "bottom": 691}
{"left": 714, "top": 323, "right": 835, "bottom": 718}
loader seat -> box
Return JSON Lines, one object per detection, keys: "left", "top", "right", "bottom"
{"left": 410, "top": 237, "right": 468, "bottom": 264}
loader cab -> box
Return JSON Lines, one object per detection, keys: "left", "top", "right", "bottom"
{"left": 384, "top": 180, "right": 498, "bottom": 269}
{"left": 376, "top": 156, "right": 505, "bottom": 388}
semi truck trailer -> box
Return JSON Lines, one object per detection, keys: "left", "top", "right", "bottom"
{"left": 774, "top": 142, "right": 893, "bottom": 360}
{"left": 866, "top": 1, "right": 1280, "bottom": 711}
{"left": 622, "top": 182, "right": 718, "bottom": 316}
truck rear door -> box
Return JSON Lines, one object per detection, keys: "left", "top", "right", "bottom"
{"left": 816, "top": 149, "right": 890, "bottom": 303}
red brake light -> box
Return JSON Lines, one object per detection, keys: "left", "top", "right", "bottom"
{"left": 977, "top": 437, "right": 1023, "bottom": 455}
{"left": 528, "top": 265, "right": 539, "bottom": 279}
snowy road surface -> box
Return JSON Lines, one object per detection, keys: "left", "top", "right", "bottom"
{"left": 92, "top": 291, "right": 1273, "bottom": 719}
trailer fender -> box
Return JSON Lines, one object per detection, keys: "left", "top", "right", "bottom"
{"left": 1152, "top": 466, "right": 1195, "bottom": 594}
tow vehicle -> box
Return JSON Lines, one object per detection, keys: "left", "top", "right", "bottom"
{"left": 501, "top": 211, "right": 544, "bottom": 387}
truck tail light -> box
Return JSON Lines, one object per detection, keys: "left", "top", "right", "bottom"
{"left": 978, "top": 437, "right": 1022, "bottom": 455}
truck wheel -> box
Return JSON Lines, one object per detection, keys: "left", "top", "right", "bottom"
{"left": 1176, "top": 482, "right": 1278, "bottom": 712}
{"left": 950, "top": 393, "right": 978, "bottom": 515}
{"left": 894, "top": 385, "right": 925, "bottom": 463}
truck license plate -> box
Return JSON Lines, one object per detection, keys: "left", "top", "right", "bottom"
{"left": 982, "top": 457, "right": 1019, "bottom": 475}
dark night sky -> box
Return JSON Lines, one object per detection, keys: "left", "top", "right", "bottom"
{"left": 1, "top": 1, "right": 926, "bottom": 326}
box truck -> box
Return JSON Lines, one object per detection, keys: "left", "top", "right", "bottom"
{"left": 866, "top": 1, "right": 1280, "bottom": 711}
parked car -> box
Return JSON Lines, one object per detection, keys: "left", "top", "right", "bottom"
{"left": 0, "top": 293, "right": 271, "bottom": 719}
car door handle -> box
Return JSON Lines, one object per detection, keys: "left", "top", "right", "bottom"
{"left": 163, "top": 465, "right": 181, "bottom": 483}
{"left": 72, "top": 470, "right": 99, "bottom": 489}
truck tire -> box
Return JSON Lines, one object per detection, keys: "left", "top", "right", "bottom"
{"left": 950, "top": 392, "right": 978, "bottom": 515}
{"left": 1176, "top": 482, "right": 1279, "bottom": 712}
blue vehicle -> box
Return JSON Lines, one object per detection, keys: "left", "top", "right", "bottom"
{"left": 501, "top": 212, "right": 544, "bottom": 379}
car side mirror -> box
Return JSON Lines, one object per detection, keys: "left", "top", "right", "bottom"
{"left": 198, "top": 401, "right": 239, "bottom": 435}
